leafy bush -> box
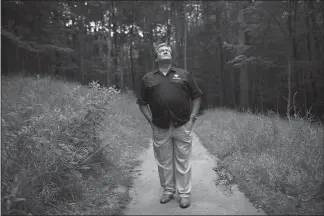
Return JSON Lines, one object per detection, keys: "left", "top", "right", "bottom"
{"left": 1, "top": 76, "right": 120, "bottom": 215}
{"left": 195, "top": 108, "right": 324, "bottom": 215}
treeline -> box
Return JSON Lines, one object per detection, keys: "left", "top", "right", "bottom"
{"left": 2, "top": 0, "right": 324, "bottom": 120}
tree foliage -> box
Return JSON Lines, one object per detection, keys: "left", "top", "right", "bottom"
{"left": 2, "top": 0, "right": 324, "bottom": 119}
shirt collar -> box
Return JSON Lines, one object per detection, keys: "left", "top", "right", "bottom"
{"left": 154, "top": 66, "right": 176, "bottom": 75}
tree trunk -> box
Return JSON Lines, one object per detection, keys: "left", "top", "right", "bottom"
{"left": 260, "top": 80, "right": 264, "bottom": 113}
{"left": 106, "top": 12, "right": 112, "bottom": 87}
{"left": 37, "top": 53, "right": 41, "bottom": 75}
{"left": 183, "top": 6, "right": 187, "bottom": 70}
{"left": 223, "top": 5, "right": 236, "bottom": 107}
{"left": 111, "top": 1, "right": 119, "bottom": 88}
{"left": 238, "top": 5, "right": 249, "bottom": 109}
{"left": 171, "top": 2, "right": 178, "bottom": 66}
{"left": 150, "top": 26, "right": 155, "bottom": 70}
{"left": 120, "top": 45, "right": 124, "bottom": 90}
{"left": 286, "top": 1, "right": 293, "bottom": 118}
{"left": 287, "top": 58, "right": 292, "bottom": 118}
{"left": 79, "top": 20, "right": 85, "bottom": 82}
{"left": 16, "top": 46, "right": 20, "bottom": 74}
{"left": 130, "top": 22, "right": 135, "bottom": 90}
{"left": 176, "top": 2, "right": 185, "bottom": 68}
{"left": 215, "top": 2, "right": 224, "bottom": 107}
{"left": 292, "top": 1, "right": 298, "bottom": 88}
{"left": 309, "top": 1, "right": 320, "bottom": 104}
{"left": 166, "top": 1, "right": 171, "bottom": 45}
{"left": 304, "top": 0, "right": 312, "bottom": 116}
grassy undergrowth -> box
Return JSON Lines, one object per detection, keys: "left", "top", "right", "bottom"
{"left": 67, "top": 93, "right": 151, "bottom": 215}
{"left": 195, "top": 108, "right": 324, "bottom": 215}
{"left": 1, "top": 76, "right": 151, "bottom": 215}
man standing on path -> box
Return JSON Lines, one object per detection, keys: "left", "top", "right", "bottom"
{"left": 136, "top": 42, "right": 203, "bottom": 208}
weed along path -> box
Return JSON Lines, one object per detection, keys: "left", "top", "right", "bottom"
{"left": 124, "top": 133, "right": 266, "bottom": 215}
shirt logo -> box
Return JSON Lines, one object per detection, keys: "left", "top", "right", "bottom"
{"left": 173, "top": 74, "right": 181, "bottom": 80}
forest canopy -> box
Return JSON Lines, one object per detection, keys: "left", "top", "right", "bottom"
{"left": 2, "top": 0, "right": 324, "bottom": 120}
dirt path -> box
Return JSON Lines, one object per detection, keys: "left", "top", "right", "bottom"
{"left": 124, "top": 133, "right": 266, "bottom": 215}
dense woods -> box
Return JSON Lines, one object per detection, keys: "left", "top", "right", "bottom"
{"left": 2, "top": 0, "right": 324, "bottom": 120}
{"left": 2, "top": 1, "right": 324, "bottom": 215}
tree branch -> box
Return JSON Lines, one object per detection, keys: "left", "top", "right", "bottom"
{"left": 1, "top": 28, "right": 74, "bottom": 53}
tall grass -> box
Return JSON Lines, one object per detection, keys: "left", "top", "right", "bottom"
{"left": 1, "top": 76, "right": 120, "bottom": 215}
{"left": 70, "top": 92, "right": 152, "bottom": 215}
{"left": 195, "top": 108, "right": 324, "bottom": 215}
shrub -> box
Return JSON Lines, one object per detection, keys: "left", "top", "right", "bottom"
{"left": 195, "top": 108, "right": 324, "bottom": 215}
{"left": 1, "top": 76, "right": 120, "bottom": 215}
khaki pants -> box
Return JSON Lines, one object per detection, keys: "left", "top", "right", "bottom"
{"left": 152, "top": 121, "right": 193, "bottom": 198}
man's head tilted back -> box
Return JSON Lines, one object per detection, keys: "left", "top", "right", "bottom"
{"left": 155, "top": 43, "right": 172, "bottom": 62}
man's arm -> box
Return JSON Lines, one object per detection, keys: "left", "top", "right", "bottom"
{"left": 139, "top": 104, "right": 153, "bottom": 124}
{"left": 190, "top": 96, "right": 201, "bottom": 123}
{"left": 191, "top": 96, "right": 201, "bottom": 117}
{"left": 137, "top": 76, "right": 152, "bottom": 124}
{"left": 186, "top": 71, "right": 203, "bottom": 122}
{"left": 137, "top": 78, "right": 152, "bottom": 125}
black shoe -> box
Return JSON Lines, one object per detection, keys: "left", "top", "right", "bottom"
{"left": 179, "top": 197, "right": 191, "bottom": 208}
{"left": 160, "top": 194, "right": 173, "bottom": 204}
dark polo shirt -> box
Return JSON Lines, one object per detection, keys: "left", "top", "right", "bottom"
{"left": 137, "top": 66, "right": 203, "bottom": 129}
